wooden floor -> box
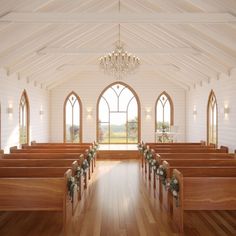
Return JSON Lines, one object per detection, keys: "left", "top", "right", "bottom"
{"left": 0, "top": 160, "right": 235, "bottom": 236}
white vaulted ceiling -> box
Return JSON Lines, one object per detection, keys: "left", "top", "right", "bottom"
{"left": 0, "top": 0, "right": 236, "bottom": 90}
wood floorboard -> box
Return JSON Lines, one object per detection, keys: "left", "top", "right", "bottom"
{"left": 0, "top": 159, "right": 235, "bottom": 236}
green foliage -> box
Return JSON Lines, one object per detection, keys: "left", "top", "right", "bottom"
{"left": 67, "top": 177, "right": 75, "bottom": 202}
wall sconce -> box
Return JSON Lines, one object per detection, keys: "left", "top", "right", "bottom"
{"left": 224, "top": 106, "right": 230, "bottom": 115}
{"left": 224, "top": 106, "right": 230, "bottom": 120}
{"left": 7, "top": 104, "right": 13, "bottom": 120}
{"left": 7, "top": 107, "right": 13, "bottom": 114}
{"left": 145, "top": 107, "right": 151, "bottom": 120}
{"left": 86, "top": 107, "right": 93, "bottom": 119}
{"left": 193, "top": 105, "right": 197, "bottom": 120}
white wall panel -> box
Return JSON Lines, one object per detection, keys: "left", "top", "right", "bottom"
{"left": 186, "top": 70, "right": 236, "bottom": 152}
{"left": 50, "top": 74, "right": 186, "bottom": 143}
{"left": 0, "top": 68, "right": 50, "bottom": 153}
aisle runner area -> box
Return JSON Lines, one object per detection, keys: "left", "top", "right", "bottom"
{"left": 72, "top": 160, "right": 177, "bottom": 236}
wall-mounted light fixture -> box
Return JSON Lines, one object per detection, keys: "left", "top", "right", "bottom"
{"left": 7, "top": 106, "right": 13, "bottom": 114}
{"left": 193, "top": 105, "right": 197, "bottom": 120}
{"left": 145, "top": 107, "right": 151, "bottom": 120}
{"left": 87, "top": 107, "right": 93, "bottom": 119}
{"left": 224, "top": 106, "right": 230, "bottom": 115}
{"left": 193, "top": 105, "right": 197, "bottom": 115}
{"left": 224, "top": 105, "right": 230, "bottom": 120}
{"left": 7, "top": 104, "right": 13, "bottom": 119}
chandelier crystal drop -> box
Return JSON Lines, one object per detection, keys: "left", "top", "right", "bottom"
{"left": 99, "top": 25, "right": 140, "bottom": 79}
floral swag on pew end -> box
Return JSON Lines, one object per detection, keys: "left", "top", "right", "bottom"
{"left": 144, "top": 149, "right": 153, "bottom": 162}
{"left": 149, "top": 159, "right": 159, "bottom": 174}
{"left": 82, "top": 159, "right": 89, "bottom": 173}
{"left": 156, "top": 165, "right": 167, "bottom": 185}
{"left": 67, "top": 176, "right": 76, "bottom": 203}
{"left": 167, "top": 175, "right": 179, "bottom": 207}
{"left": 137, "top": 143, "right": 146, "bottom": 154}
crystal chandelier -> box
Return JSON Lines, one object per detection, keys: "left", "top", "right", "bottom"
{"left": 99, "top": 24, "right": 140, "bottom": 79}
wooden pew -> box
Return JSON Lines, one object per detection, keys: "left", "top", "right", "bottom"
{"left": 23, "top": 144, "right": 92, "bottom": 149}
{"left": 0, "top": 153, "right": 89, "bottom": 189}
{"left": 31, "top": 141, "right": 93, "bottom": 146}
{"left": 151, "top": 147, "right": 228, "bottom": 153}
{"left": 146, "top": 141, "right": 206, "bottom": 146}
{"left": 0, "top": 159, "right": 80, "bottom": 167}
{"left": 0, "top": 169, "right": 74, "bottom": 235}
{"left": 10, "top": 147, "right": 87, "bottom": 154}
{"left": 9, "top": 147, "right": 95, "bottom": 178}
{"left": 152, "top": 153, "right": 234, "bottom": 189}
{"left": 159, "top": 160, "right": 236, "bottom": 213}
{"left": 3, "top": 153, "right": 82, "bottom": 159}
{"left": 171, "top": 169, "right": 236, "bottom": 234}
{"left": 145, "top": 147, "right": 230, "bottom": 180}
{"left": 0, "top": 166, "right": 79, "bottom": 214}
{"left": 143, "top": 145, "right": 228, "bottom": 169}
{"left": 24, "top": 143, "right": 98, "bottom": 170}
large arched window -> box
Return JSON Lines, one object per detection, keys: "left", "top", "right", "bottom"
{"left": 155, "top": 91, "right": 174, "bottom": 132}
{"left": 64, "top": 92, "right": 82, "bottom": 143}
{"left": 207, "top": 90, "right": 218, "bottom": 145}
{"left": 97, "top": 82, "right": 140, "bottom": 144}
{"left": 19, "top": 90, "right": 30, "bottom": 144}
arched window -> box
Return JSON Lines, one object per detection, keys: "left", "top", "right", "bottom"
{"left": 97, "top": 82, "right": 140, "bottom": 144}
{"left": 155, "top": 91, "right": 173, "bottom": 132}
{"left": 19, "top": 90, "right": 30, "bottom": 144}
{"left": 207, "top": 90, "right": 218, "bottom": 145}
{"left": 64, "top": 92, "right": 82, "bottom": 143}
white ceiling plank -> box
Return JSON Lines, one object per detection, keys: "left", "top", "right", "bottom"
{"left": 1, "top": 12, "right": 236, "bottom": 24}
{"left": 37, "top": 46, "right": 200, "bottom": 55}
{"left": 160, "top": 24, "right": 236, "bottom": 68}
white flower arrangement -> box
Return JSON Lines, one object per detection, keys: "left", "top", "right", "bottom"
{"left": 169, "top": 175, "right": 180, "bottom": 206}
{"left": 157, "top": 165, "right": 167, "bottom": 185}
{"left": 137, "top": 143, "right": 146, "bottom": 153}
{"left": 82, "top": 159, "right": 89, "bottom": 172}
{"left": 67, "top": 176, "right": 76, "bottom": 202}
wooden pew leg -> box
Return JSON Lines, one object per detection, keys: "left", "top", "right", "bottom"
{"left": 141, "top": 153, "right": 144, "bottom": 168}
{"left": 91, "top": 159, "right": 94, "bottom": 173}
{"left": 153, "top": 172, "right": 156, "bottom": 189}
{"left": 148, "top": 165, "right": 151, "bottom": 181}
{"left": 84, "top": 173, "right": 88, "bottom": 189}
{"left": 172, "top": 196, "right": 183, "bottom": 234}
{"left": 63, "top": 195, "right": 73, "bottom": 236}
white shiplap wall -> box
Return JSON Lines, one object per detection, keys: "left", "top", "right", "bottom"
{"left": 186, "top": 69, "right": 236, "bottom": 152}
{"left": 50, "top": 73, "right": 186, "bottom": 143}
{"left": 0, "top": 68, "right": 50, "bottom": 153}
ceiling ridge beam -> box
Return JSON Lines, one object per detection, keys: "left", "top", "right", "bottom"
{"left": 37, "top": 46, "right": 200, "bottom": 55}
{"left": 1, "top": 12, "right": 236, "bottom": 23}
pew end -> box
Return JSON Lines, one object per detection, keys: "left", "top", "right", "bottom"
{"left": 220, "top": 145, "right": 229, "bottom": 153}
{"left": 200, "top": 140, "right": 206, "bottom": 146}
{"left": 72, "top": 161, "right": 84, "bottom": 201}
{"left": 65, "top": 169, "right": 78, "bottom": 217}
{"left": 10, "top": 146, "right": 18, "bottom": 152}
{"left": 172, "top": 169, "right": 184, "bottom": 234}
{"left": 0, "top": 149, "right": 4, "bottom": 157}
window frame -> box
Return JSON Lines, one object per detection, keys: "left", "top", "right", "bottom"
{"left": 63, "top": 91, "right": 83, "bottom": 143}
{"left": 155, "top": 91, "right": 174, "bottom": 132}
{"left": 19, "top": 90, "right": 30, "bottom": 145}
{"left": 97, "top": 82, "right": 141, "bottom": 144}
{"left": 207, "top": 90, "right": 218, "bottom": 146}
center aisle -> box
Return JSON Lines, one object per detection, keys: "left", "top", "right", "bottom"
{"left": 70, "top": 160, "right": 177, "bottom": 236}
